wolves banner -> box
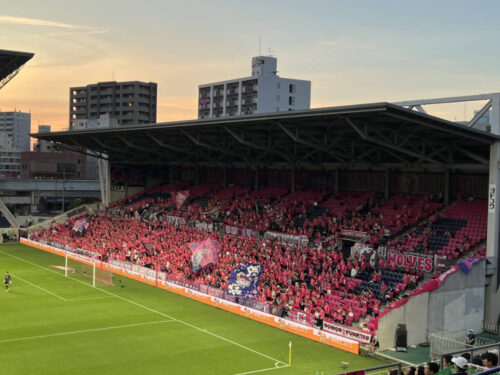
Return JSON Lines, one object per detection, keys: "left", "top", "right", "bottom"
{"left": 72, "top": 218, "right": 88, "bottom": 233}
{"left": 171, "top": 190, "right": 190, "bottom": 209}
{"left": 227, "top": 262, "right": 262, "bottom": 298}
{"left": 386, "top": 250, "right": 434, "bottom": 272}
{"left": 189, "top": 239, "right": 219, "bottom": 272}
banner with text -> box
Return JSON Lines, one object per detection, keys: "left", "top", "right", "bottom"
{"left": 323, "top": 319, "right": 372, "bottom": 344}
{"left": 386, "top": 250, "right": 435, "bottom": 273}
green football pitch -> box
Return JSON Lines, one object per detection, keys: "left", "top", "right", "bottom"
{"left": 0, "top": 243, "right": 385, "bottom": 375}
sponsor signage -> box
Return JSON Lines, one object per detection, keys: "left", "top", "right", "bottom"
{"left": 323, "top": 319, "right": 372, "bottom": 344}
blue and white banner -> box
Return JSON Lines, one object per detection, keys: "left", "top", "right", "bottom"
{"left": 227, "top": 262, "right": 262, "bottom": 298}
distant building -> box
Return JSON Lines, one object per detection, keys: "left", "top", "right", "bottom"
{"left": 25, "top": 125, "right": 91, "bottom": 179}
{"left": 0, "top": 134, "right": 20, "bottom": 178}
{"left": 473, "top": 109, "right": 491, "bottom": 132}
{"left": 0, "top": 111, "right": 31, "bottom": 151}
{"left": 198, "top": 56, "right": 310, "bottom": 119}
{"left": 69, "top": 81, "right": 157, "bottom": 128}
{"left": 20, "top": 150, "right": 88, "bottom": 179}
{"left": 71, "top": 114, "right": 118, "bottom": 130}
{"left": 34, "top": 125, "right": 58, "bottom": 152}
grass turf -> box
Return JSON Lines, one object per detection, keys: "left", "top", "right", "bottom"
{"left": 0, "top": 243, "right": 385, "bottom": 375}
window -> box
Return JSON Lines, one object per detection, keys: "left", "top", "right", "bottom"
{"left": 277, "top": 95, "right": 280, "bottom": 101}
{"left": 289, "top": 84, "right": 296, "bottom": 93}
{"left": 277, "top": 82, "right": 280, "bottom": 89}
{"left": 289, "top": 96, "right": 295, "bottom": 105}
{"left": 276, "top": 107, "right": 280, "bottom": 112}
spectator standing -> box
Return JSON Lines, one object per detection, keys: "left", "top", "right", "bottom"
{"left": 466, "top": 329, "right": 476, "bottom": 346}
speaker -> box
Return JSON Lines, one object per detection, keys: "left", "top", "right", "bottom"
{"left": 395, "top": 324, "right": 407, "bottom": 352}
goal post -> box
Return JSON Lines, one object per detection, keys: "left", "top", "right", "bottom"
{"left": 65, "top": 254, "right": 113, "bottom": 287}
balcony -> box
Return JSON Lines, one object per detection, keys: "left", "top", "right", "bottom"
{"left": 242, "top": 98, "right": 257, "bottom": 105}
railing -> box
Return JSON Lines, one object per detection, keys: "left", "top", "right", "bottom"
{"left": 439, "top": 343, "right": 500, "bottom": 369}
{"left": 474, "top": 366, "right": 500, "bottom": 375}
{"left": 483, "top": 320, "right": 500, "bottom": 334}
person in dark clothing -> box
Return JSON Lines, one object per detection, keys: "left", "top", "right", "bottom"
{"left": 466, "top": 329, "right": 476, "bottom": 345}
{"left": 4, "top": 271, "right": 11, "bottom": 292}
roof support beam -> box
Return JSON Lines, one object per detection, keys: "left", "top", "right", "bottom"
{"left": 116, "top": 135, "right": 165, "bottom": 158}
{"left": 453, "top": 145, "right": 489, "bottom": 165}
{"left": 223, "top": 127, "right": 290, "bottom": 162}
{"left": 145, "top": 132, "right": 200, "bottom": 158}
{"left": 275, "top": 122, "right": 346, "bottom": 163}
{"left": 344, "top": 117, "right": 445, "bottom": 167}
{"left": 468, "top": 100, "right": 492, "bottom": 128}
{"left": 180, "top": 129, "right": 245, "bottom": 161}
{"left": 386, "top": 112, "right": 492, "bottom": 144}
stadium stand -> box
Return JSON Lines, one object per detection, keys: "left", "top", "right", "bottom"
{"left": 0, "top": 214, "right": 11, "bottom": 228}
{"left": 32, "top": 178, "right": 487, "bottom": 334}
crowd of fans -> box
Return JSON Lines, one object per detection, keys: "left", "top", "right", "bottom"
{"left": 391, "top": 351, "right": 499, "bottom": 375}
{"left": 32, "top": 182, "right": 488, "bottom": 331}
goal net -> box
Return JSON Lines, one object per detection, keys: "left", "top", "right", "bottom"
{"left": 65, "top": 256, "right": 113, "bottom": 287}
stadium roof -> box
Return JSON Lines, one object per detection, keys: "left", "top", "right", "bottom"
{"left": 33, "top": 102, "right": 499, "bottom": 170}
{"left": 0, "top": 49, "right": 34, "bottom": 90}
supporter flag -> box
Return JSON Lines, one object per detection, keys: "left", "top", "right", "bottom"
{"left": 227, "top": 262, "right": 262, "bottom": 299}
{"left": 171, "top": 190, "right": 189, "bottom": 209}
{"left": 72, "top": 218, "right": 88, "bottom": 233}
{"left": 457, "top": 257, "right": 484, "bottom": 274}
{"left": 142, "top": 241, "right": 155, "bottom": 256}
{"left": 189, "top": 239, "right": 219, "bottom": 272}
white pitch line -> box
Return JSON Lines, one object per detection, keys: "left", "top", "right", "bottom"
{"left": 233, "top": 364, "right": 290, "bottom": 375}
{"left": 11, "top": 272, "right": 68, "bottom": 301}
{"left": 0, "top": 249, "right": 287, "bottom": 367}
{"left": 68, "top": 296, "right": 116, "bottom": 302}
{"left": 0, "top": 320, "right": 175, "bottom": 344}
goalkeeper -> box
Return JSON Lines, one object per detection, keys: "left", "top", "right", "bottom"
{"left": 5, "top": 271, "right": 11, "bottom": 292}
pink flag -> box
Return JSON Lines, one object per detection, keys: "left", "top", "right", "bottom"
{"left": 171, "top": 190, "right": 189, "bottom": 209}
{"left": 188, "top": 239, "right": 219, "bottom": 272}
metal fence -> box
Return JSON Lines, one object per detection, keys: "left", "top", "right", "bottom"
{"left": 439, "top": 343, "right": 500, "bottom": 369}
{"left": 484, "top": 320, "right": 500, "bottom": 335}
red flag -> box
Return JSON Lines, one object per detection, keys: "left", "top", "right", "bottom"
{"left": 171, "top": 190, "right": 189, "bottom": 209}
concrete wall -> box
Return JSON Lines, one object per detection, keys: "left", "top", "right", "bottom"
{"left": 377, "top": 261, "right": 486, "bottom": 350}
{"left": 428, "top": 262, "right": 485, "bottom": 334}
{"left": 377, "top": 292, "right": 429, "bottom": 350}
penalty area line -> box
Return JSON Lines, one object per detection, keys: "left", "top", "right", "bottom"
{"left": 10, "top": 272, "right": 68, "bottom": 301}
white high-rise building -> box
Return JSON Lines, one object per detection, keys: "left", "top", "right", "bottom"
{"left": 198, "top": 56, "right": 311, "bottom": 119}
{"left": 0, "top": 111, "right": 31, "bottom": 151}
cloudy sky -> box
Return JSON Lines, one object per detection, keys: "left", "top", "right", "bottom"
{"left": 1, "top": 0, "right": 500, "bottom": 138}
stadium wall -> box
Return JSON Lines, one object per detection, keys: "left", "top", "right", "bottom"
{"left": 20, "top": 238, "right": 361, "bottom": 354}
{"left": 376, "top": 262, "right": 485, "bottom": 350}
{"left": 427, "top": 261, "right": 485, "bottom": 334}
{"left": 377, "top": 291, "right": 429, "bottom": 350}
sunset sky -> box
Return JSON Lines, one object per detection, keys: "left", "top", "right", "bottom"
{"left": 2, "top": 0, "right": 500, "bottom": 142}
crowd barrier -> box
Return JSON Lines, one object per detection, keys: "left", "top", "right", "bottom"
{"left": 20, "top": 237, "right": 360, "bottom": 354}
